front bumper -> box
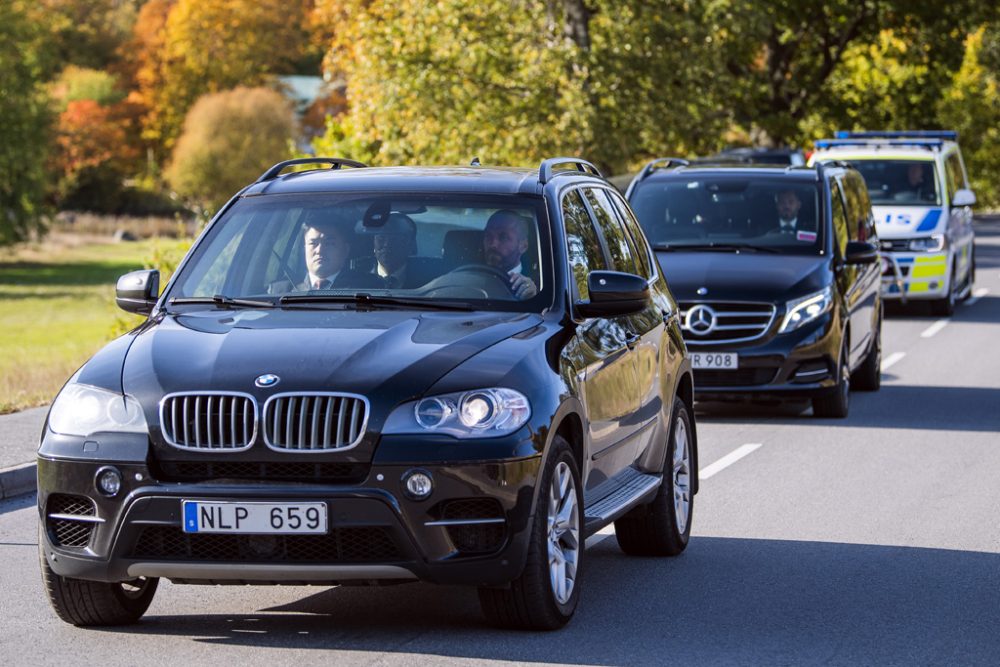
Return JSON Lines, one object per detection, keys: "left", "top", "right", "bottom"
{"left": 689, "top": 312, "right": 841, "bottom": 401}
{"left": 881, "top": 251, "right": 949, "bottom": 300}
{"left": 38, "top": 444, "right": 542, "bottom": 587}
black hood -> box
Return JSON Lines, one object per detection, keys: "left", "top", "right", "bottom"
{"left": 122, "top": 308, "right": 541, "bottom": 432}
{"left": 656, "top": 251, "right": 831, "bottom": 302}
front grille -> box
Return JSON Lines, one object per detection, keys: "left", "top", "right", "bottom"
{"left": 695, "top": 368, "right": 777, "bottom": 387}
{"left": 679, "top": 302, "right": 776, "bottom": 344}
{"left": 438, "top": 498, "right": 506, "bottom": 554}
{"left": 47, "top": 494, "right": 97, "bottom": 548}
{"left": 154, "top": 460, "right": 369, "bottom": 484}
{"left": 263, "top": 394, "right": 368, "bottom": 451}
{"left": 129, "top": 526, "right": 401, "bottom": 562}
{"left": 161, "top": 393, "right": 257, "bottom": 451}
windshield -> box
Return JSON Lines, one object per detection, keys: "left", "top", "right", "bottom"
{"left": 167, "top": 193, "right": 551, "bottom": 312}
{"left": 629, "top": 178, "right": 823, "bottom": 255}
{"left": 849, "top": 159, "right": 940, "bottom": 206}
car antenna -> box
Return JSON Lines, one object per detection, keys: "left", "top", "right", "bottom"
{"left": 470, "top": 156, "right": 481, "bottom": 166}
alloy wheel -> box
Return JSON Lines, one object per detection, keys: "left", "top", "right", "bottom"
{"left": 547, "top": 461, "right": 580, "bottom": 605}
{"left": 673, "top": 418, "right": 692, "bottom": 534}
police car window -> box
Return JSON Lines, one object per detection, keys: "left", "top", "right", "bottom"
{"left": 850, "top": 160, "right": 940, "bottom": 206}
{"left": 584, "top": 188, "right": 638, "bottom": 275}
{"left": 562, "top": 190, "right": 609, "bottom": 301}
{"left": 945, "top": 153, "right": 963, "bottom": 200}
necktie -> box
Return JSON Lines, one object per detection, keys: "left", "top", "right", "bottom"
{"left": 313, "top": 278, "right": 329, "bottom": 290}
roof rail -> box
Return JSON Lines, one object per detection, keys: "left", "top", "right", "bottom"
{"left": 835, "top": 130, "right": 958, "bottom": 141}
{"left": 256, "top": 157, "right": 368, "bottom": 183}
{"left": 538, "top": 157, "right": 603, "bottom": 184}
{"left": 638, "top": 157, "right": 689, "bottom": 181}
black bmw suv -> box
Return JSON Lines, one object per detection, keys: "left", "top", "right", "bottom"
{"left": 626, "top": 159, "right": 882, "bottom": 417}
{"left": 38, "top": 157, "right": 696, "bottom": 630}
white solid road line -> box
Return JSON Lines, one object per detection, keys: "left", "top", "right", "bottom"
{"left": 699, "top": 443, "right": 762, "bottom": 480}
{"left": 920, "top": 319, "right": 950, "bottom": 339}
{"left": 585, "top": 443, "right": 764, "bottom": 549}
{"left": 964, "top": 287, "right": 989, "bottom": 306}
{"left": 881, "top": 351, "right": 906, "bottom": 372}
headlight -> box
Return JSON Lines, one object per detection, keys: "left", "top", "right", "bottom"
{"left": 384, "top": 388, "right": 531, "bottom": 439}
{"left": 779, "top": 286, "right": 833, "bottom": 334}
{"left": 908, "top": 234, "right": 946, "bottom": 252}
{"left": 48, "top": 383, "right": 147, "bottom": 437}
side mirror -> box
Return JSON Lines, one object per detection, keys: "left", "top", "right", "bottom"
{"left": 844, "top": 241, "right": 879, "bottom": 265}
{"left": 952, "top": 188, "right": 976, "bottom": 208}
{"left": 575, "top": 271, "right": 650, "bottom": 318}
{"left": 116, "top": 269, "right": 160, "bottom": 315}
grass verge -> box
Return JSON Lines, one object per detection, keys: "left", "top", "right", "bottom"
{"left": 0, "top": 235, "right": 157, "bottom": 414}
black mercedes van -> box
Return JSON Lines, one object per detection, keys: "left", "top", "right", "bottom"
{"left": 626, "top": 159, "right": 882, "bottom": 417}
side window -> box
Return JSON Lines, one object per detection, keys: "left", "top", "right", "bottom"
{"left": 606, "top": 190, "right": 653, "bottom": 279}
{"left": 562, "top": 190, "right": 609, "bottom": 301}
{"left": 829, "top": 180, "right": 849, "bottom": 256}
{"left": 846, "top": 173, "right": 875, "bottom": 242}
{"left": 584, "top": 188, "right": 638, "bottom": 274}
{"left": 945, "top": 153, "right": 963, "bottom": 200}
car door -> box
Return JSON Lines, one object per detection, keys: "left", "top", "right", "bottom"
{"left": 841, "top": 172, "right": 880, "bottom": 365}
{"left": 829, "top": 179, "right": 858, "bottom": 362}
{"left": 559, "top": 188, "right": 640, "bottom": 495}
{"left": 944, "top": 150, "right": 974, "bottom": 286}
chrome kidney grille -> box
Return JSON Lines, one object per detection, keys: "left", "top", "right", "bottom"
{"left": 263, "top": 393, "right": 368, "bottom": 451}
{"left": 679, "top": 301, "right": 776, "bottom": 345}
{"left": 160, "top": 392, "right": 257, "bottom": 451}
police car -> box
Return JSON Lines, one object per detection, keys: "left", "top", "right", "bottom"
{"left": 809, "top": 131, "right": 976, "bottom": 315}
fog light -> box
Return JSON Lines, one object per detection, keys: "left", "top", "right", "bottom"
{"left": 95, "top": 466, "right": 122, "bottom": 497}
{"left": 402, "top": 470, "right": 433, "bottom": 500}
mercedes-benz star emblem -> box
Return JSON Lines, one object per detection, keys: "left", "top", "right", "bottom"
{"left": 684, "top": 305, "right": 717, "bottom": 336}
{"left": 255, "top": 373, "right": 280, "bottom": 388}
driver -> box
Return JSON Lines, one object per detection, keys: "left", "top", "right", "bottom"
{"left": 483, "top": 210, "right": 538, "bottom": 299}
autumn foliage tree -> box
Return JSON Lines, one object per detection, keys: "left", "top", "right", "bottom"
{"left": 166, "top": 86, "right": 296, "bottom": 213}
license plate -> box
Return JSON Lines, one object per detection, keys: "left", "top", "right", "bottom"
{"left": 182, "top": 501, "right": 327, "bottom": 534}
{"left": 691, "top": 352, "right": 738, "bottom": 370}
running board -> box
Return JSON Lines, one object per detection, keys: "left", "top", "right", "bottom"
{"left": 584, "top": 469, "right": 662, "bottom": 533}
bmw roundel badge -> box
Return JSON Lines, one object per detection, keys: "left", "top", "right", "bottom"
{"left": 255, "top": 374, "right": 280, "bottom": 388}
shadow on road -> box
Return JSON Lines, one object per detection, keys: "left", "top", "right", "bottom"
{"left": 89, "top": 537, "right": 1000, "bottom": 664}
{"left": 699, "top": 384, "right": 1000, "bottom": 432}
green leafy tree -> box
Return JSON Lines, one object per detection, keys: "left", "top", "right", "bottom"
{"left": 50, "top": 66, "right": 126, "bottom": 112}
{"left": 153, "top": 0, "right": 312, "bottom": 149}
{"left": 0, "top": 0, "right": 52, "bottom": 245}
{"left": 166, "top": 87, "right": 296, "bottom": 213}
{"left": 938, "top": 26, "right": 1000, "bottom": 207}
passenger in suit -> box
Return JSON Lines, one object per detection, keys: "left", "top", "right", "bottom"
{"left": 483, "top": 210, "right": 538, "bottom": 299}
{"left": 775, "top": 189, "right": 803, "bottom": 233}
{"left": 370, "top": 213, "right": 441, "bottom": 288}
{"left": 269, "top": 220, "right": 382, "bottom": 294}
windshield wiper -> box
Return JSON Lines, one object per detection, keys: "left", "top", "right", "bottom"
{"left": 653, "top": 243, "right": 779, "bottom": 254}
{"left": 279, "top": 293, "right": 476, "bottom": 311}
{"left": 169, "top": 295, "right": 277, "bottom": 309}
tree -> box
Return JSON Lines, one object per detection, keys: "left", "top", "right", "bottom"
{"left": 166, "top": 87, "right": 296, "bottom": 213}
{"left": 938, "top": 26, "right": 1000, "bottom": 207}
{"left": 312, "top": 0, "right": 722, "bottom": 173}
{"left": 152, "top": 0, "right": 312, "bottom": 149}
{"left": 36, "top": 0, "right": 139, "bottom": 72}
{"left": 0, "top": 0, "right": 52, "bottom": 245}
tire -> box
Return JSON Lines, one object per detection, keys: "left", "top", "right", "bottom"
{"left": 40, "top": 549, "right": 158, "bottom": 626}
{"left": 614, "top": 398, "right": 693, "bottom": 557}
{"left": 478, "top": 436, "right": 582, "bottom": 630}
{"left": 960, "top": 248, "right": 976, "bottom": 301}
{"left": 851, "top": 314, "right": 881, "bottom": 392}
{"left": 930, "top": 268, "right": 956, "bottom": 316}
{"left": 812, "top": 338, "right": 850, "bottom": 418}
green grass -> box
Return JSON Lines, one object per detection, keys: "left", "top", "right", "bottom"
{"left": 0, "top": 238, "right": 159, "bottom": 414}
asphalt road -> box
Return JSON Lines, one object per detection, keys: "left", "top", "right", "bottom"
{"left": 2, "top": 221, "right": 999, "bottom": 665}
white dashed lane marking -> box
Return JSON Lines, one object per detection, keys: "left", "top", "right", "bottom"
{"left": 964, "top": 287, "right": 989, "bottom": 306}
{"left": 881, "top": 351, "right": 906, "bottom": 372}
{"left": 920, "top": 319, "right": 950, "bottom": 339}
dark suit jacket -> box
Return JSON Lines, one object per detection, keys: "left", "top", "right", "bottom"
{"left": 359, "top": 257, "right": 447, "bottom": 289}
{"left": 267, "top": 269, "right": 384, "bottom": 294}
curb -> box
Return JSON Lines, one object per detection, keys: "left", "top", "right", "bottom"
{"left": 0, "top": 462, "right": 36, "bottom": 499}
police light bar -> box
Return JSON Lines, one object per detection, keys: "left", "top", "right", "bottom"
{"left": 815, "top": 138, "right": 945, "bottom": 150}
{"left": 834, "top": 130, "right": 958, "bottom": 141}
